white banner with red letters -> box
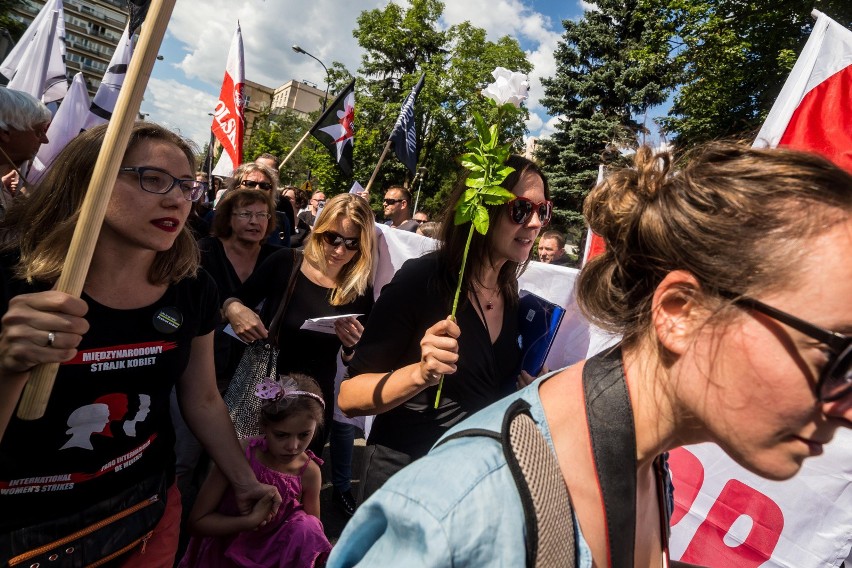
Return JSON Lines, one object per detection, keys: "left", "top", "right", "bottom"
{"left": 211, "top": 23, "right": 245, "bottom": 177}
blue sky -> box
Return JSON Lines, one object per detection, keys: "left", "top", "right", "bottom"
{"left": 141, "top": 0, "right": 593, "bottom": 147}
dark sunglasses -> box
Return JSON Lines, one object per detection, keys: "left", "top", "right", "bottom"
{"left": 383, "top": 198, "right": 404, "bottom": 205}
{"left": 721, "top": 291, "right": 851, "bottom": 402}
{"left": 320, "top": 231, "right": 360, "bottom": 251}
{"left": 240, "top": 179, "right": 273, "bottom": 191}
{"left": 508, "top": 197, "right": 553, "bottom": 226}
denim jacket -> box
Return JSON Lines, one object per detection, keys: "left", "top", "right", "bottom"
{"left": 327, "top": 373, "right": 594, "bottom": 567}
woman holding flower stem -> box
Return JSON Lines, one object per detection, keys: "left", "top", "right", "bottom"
{"left": 338, "top": 69, "right": 542, "bottom": 502}
{"left": 338, "top": 153, "right": 552, "bottom": 501}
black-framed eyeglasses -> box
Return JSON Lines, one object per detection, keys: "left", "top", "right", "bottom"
{"left": 119, "top": 166, "right": 205, "bottom": 202}
{"left": 233, "top": 211, "right": 272, "bottom": 221}
{"left": 383, "top": 198, "right": 404, "bottom": 206}
{"left": 508, "top": 196, "right": 553, "bottom": 226}
{"left": 721, "top": 291, "right": 851, "bottom": 402}
{"left": 239, "top": 179, "right": 273, "bottom": 191}
{"left": 320, "top": 231, "right": 359, "bottom": 251}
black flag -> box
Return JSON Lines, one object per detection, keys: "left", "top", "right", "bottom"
{"left": 309, "top": 79, "right": 356, "bottom": 176}
{"left": 388, "top": 73, "right": 425, "bottom": 174}
{"left": 127, "top": 0, "right": 150, "bottom": 36}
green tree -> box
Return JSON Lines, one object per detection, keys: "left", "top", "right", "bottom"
{"left": 640, "top": 0, "right": 852, "bottom": 148}
{"left": 0, "top": 0, "right": 27, "bottom": 44}
{"left": 243, "top": 107, "right": 323, "bottom": 188}
{"left": 536, "top": 0, "right": 670, "bottom": 230}
{"left": 352, "top": 0, "right": 531, "bottom": 219}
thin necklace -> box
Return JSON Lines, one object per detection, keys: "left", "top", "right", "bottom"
{"left": 474, "top": 283, "right": 499, "bottom": 310}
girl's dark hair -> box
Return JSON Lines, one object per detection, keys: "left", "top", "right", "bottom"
{"left": 259, "top": 373, "right": 325, "bottom": 428}
{"left": 436, "top": 154, "right": 549, "bottom": 306}
{"left": 578, "top": 141, "right": 852, "bottom": 348}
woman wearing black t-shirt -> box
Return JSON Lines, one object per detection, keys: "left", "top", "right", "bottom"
{"left": 199, "top": 188, "right": 281, "bottom": 392}
{"left": 223, "top": 193, "right": 375, "bottom": 516}
{"left": 0, "top": 122, "right": 279, "bottom": 564}
{"left": 339, "top": 155, "right": 552, "bottom": 501}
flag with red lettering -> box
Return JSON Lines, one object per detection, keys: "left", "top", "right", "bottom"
{"left": 753, "top": 10, "right": 852, "bottom": 172}
{"left": 211, "top": 23, "right": 245, "bottom": 177}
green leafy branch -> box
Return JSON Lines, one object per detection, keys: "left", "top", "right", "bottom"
{"left": 434, "top": 101, "right": 520, "bottom": 408}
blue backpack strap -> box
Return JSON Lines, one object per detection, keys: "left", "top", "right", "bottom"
{"left": 434, "top": 398, "right": 576, "bottom": 567}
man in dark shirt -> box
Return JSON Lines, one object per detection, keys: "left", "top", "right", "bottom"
{"left": 298, "top": 190, "right": 326, "bottom": 227}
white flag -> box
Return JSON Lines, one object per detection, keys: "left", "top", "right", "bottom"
{"left": 0, "top": 0, "right": 67, "bottom": 103}
{"left": 29, "top": 73, "right": 90, "bottom": 185}
{"left": 82, "top": 25, "right": 134, "bottom": 130}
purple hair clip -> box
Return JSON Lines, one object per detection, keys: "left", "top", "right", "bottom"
{"left": 254, "top": 377, "right": 325, "bottom": 408}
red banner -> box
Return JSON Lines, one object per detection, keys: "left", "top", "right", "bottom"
{"left": 211, "top": 22, "right": 244, "bottom": 176}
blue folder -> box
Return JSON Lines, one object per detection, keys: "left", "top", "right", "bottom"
{"left": 516, "top": 290, "right": 565, "bottom": 377}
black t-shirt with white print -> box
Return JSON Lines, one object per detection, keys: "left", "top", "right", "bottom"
{"left": 0, "top": 254, "right": 218, "bottom": 531}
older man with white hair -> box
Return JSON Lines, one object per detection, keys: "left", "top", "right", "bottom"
{"left": 0, "top": 88, "right": 51, "bottom": 206}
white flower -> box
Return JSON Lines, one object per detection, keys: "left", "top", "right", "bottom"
{"left": 481, "top": 67, "right": 529, "bottom": 108}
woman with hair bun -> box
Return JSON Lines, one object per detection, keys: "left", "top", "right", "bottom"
{"left": 329, "top": 142, "right": 852, "bottom": 567}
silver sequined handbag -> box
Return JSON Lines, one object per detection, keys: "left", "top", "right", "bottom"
{"left": 222, "top": 250, "right": 302, "bottom": 438}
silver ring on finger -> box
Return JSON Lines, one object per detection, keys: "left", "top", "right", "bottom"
{"left": 47, "top": 331, "right": 56, "bottom": 347}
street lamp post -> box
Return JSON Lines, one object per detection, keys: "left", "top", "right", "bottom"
{"left": 291, "top": 44, "right": 330, "bottom": 112}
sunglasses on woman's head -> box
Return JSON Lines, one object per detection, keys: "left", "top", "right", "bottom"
{"left": 721, "top": 291, "right": 852, "bottom": 402}
{"left": 508, "top": 197, "right": 553, "bottom": 226}
{"left": 240, "top": 179, "right": 273, "bottom": 191}
{"left": 321, "top": 231, "right": 359, "bottom": 251}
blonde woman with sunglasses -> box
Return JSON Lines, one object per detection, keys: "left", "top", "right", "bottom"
{"left": 338, "top": 155, "right": 552, "bottom": 502}
{"left": 223, "top": 193, "right": 375, "bottom": 515}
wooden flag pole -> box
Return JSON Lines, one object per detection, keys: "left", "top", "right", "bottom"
{"left": 278, "top": 128, "right": 314, "bottom": 171}
{"left": 365, "top": 140, "right": 393, "bottom": 193}
{"left": 16, "top": 0, "right": 177, "bottom": 420}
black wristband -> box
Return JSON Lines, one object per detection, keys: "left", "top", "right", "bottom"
{"left": 342, "top": 343, "right": 356, "bottom": 356}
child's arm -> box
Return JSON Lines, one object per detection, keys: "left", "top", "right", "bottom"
{"left": 188, "top": 461, "right": 275, "bottom": 536}
{"left": 300, "top": 458, "right": 322, "bottom": 518}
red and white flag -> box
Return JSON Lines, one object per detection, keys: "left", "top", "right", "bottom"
{"left": 581, "top": 164, "right": 606, "bottom": 267}
{"left": 211, "top": 23, "right": 245, "bottom": 177}
{"left": 753, "top": 10, "right": 852, "bottom": 172}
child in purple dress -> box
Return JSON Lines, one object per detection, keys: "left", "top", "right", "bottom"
{"left": 179, "top": 374, "right": 332, "bottom": 567}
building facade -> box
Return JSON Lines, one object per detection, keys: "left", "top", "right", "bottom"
{"left": 271, "top": 79, "right": 327, "bottom": 117}
{"left": 242, "top": 79, "right": 274, "bottom": 142}
{"left": 242, "top": 78, "right": 327, "bottom": 144}
{"left": 8, "top": 0, "right": 128, "bottom": 97}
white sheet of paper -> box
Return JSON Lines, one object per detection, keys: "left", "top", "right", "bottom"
{"left": 300, "top": 314, "right": 363, "bottom": 334}
{"left": 223, "top": 323, "right": 248, "bottom": 344}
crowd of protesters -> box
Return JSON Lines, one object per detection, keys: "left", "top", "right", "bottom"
{"left": 0, "top": 87, "right": 850, "bottom": 568}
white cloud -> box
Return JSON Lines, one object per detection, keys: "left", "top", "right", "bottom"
{"left": 166, "top": 0, "right": 384, "bottom": 88}
{"left": 440, "top": 0, "right": 561, "bottom": 114}
{"left": 536, "top": 114, "right": 565, "bottom": 140}
{"left": 143, "top": 78, "right": 218, "bottom": 146}
{"left": 142, "top": 0, "right": 569, "bottom": 146}
{"left": 526, "top": 112, "right": 544, "bottom": 133}
{"left": 579, "top": 1, "right": 600, "bottom": 13}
